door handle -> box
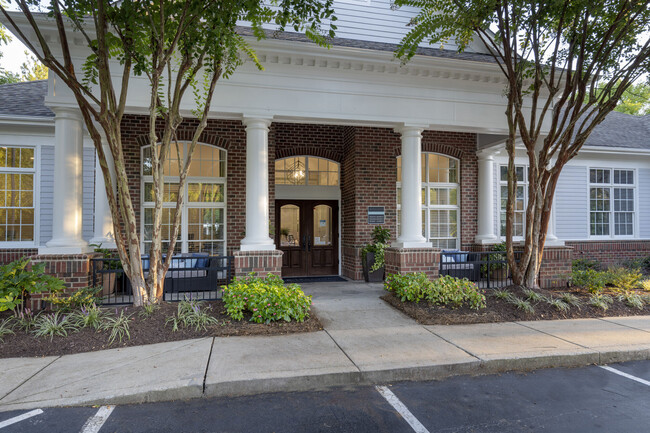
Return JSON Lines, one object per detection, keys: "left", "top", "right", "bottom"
{"left": 307, "top": 237, "right": 312, "bottom": 252}
{"left": 302, "top": 236, "right": 307, "bottom": 251}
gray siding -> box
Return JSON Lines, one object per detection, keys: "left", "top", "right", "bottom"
{"left": 555, "top": 165, "right": 589, "bottom": 239}
{"left": 639, "top": 168, "right": 650, "bottom": 238}
{"left": 39, "top": 146, "right": 55, "bottom": 245}
{"left": 83, "top": 147, "right": 95, "bottom": 241}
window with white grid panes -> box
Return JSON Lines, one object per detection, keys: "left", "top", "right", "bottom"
{"left": 589, "top": 168, "right": 634, "bottom": 237}
{"left": 141, "top": 142, "right": 226, "bottom": 255}
{"left": 396, "top": 153, "right": 459, "bottom": 248}
{"left": 499, "top": 165, "right": 527, "bottom": 237}
{"left": 0, "top": 146, "right": 35, "bottom": 243}
{"left": 274, "top": 156, "right": 339, "bottom": 186}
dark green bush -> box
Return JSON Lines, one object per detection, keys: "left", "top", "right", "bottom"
{"left": 385, "top": 273, "right": 486, "bottom": 310}
{"left": 0, "top": 258, "right": 65, "bottom": 314}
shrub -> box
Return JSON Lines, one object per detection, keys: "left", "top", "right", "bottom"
{"left": 384, "top": 273, "right": 430, "bottom": 303}
{"left": 522, "top": 288, "right": 544, "bottom": 302}
{"left": 100, "top": 309, "right": 132, "bottom": 344}
{"left": 223, "top": 274, "right": 312, "bottom": 323}
{"left": 589, "top": 293, "right": 613, "bottom": 310}
{"left": 385, "top": 273, "right": 486, "bottom": 310}
{"left": 559, "top": 293, "right": 581, "bottom": 308}
{"left": 71, "top": 304, "right": 106, "bottom": 330}
{"left": 361, "top": 226, "right": 391, "bottom": 272}
{"left": 572, "top": 259, "right": 600, "bottom": 271}
{"left": 0, "top": 258, "right": 65, "bottom": 314}
{"left": 608, "top": 267, "right": 643, "bottom": 292}
{"left": 570, "top": 269, "right": 610, "bottom": 293}
{"left": 138, "top": 303, "right": 160, "bottom": 319}
{"left": 32, "top": 312, "right": 78, "bottom": 340}
{"left": 508, "top": 296, "right": 535, "bottom": 314}
{"left": 618, "top": 292, "right": 644, "bottom": 310}
{"left": 0, "top": 318, "right": 15, "bottom": 342}
{"left": 642, "top": 280, "right": 650, "bottom": 292}
{"left": 166, "top": 299, "right": 218, "bottom": 332}
{"left": 492, "top": 289, "right": 513, "bottom": 301}
{"left": 546, "top": 297, "right": 570, "bottom": 312}
{"left": 46, "top": 286, "right": 102, "bottom": 311}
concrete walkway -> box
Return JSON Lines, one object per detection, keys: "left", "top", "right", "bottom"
{"left": 2, "top": 282, "right": 650, "bottom": 412}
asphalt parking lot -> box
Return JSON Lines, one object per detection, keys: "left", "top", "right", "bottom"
{"left": 2, "top": 361, "right": 650, "bottom": 433}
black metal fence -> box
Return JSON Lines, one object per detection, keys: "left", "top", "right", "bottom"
{"left": 440, "top": 250, "right": 522, "bottom": 289}
{"left": 90, "top": 255, "right": 234, "bottom": 305}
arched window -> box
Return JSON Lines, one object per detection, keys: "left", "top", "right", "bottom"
{"left": 275, "top": 156, "right": 339, "bottom": 186}
{"left": 141, "top": 142, "right": 226, "bottom": 255}
{"left": 397, "top": 153, "right": 460, "bottom": 249}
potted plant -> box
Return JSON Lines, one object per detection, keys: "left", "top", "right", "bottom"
{"left": 481, "top": 242, "right": 508, "bottom": 281}
{"left": 361, "top": 226, "right": 391, "bottom": 282}
{"left": 91, "top": 243, "right": 123, "bottom": 296}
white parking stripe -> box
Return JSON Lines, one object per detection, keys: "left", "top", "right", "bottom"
{"left": 376, "top": 386, "right": 431, "bottom": 433}
{"left": 0, "top": 409, "right": 44, "bottom": 429}
{"left": 600, "top": 365, "right": 650, "bottom": 386}
{"left": 80, "top": 405, "right": 115, "bottom": 433}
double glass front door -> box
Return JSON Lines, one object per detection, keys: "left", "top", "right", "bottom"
{"left": 276, "top": 200, "right": 338, "bottom": 276}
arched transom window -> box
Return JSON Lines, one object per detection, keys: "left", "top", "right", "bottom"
{"left": 275, "top": 156, "right": 339, "bottom": 186}
{"left": 141, "top": 142, "right": 226, "bottom": 255}
{"left": 397, "top": 153, "right": 460, "bottom": 249}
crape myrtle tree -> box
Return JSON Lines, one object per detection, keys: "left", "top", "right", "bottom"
{"left": 1, "top": 0, "right": 336, "bottom": 306}
{"left": 395, "top": 0, "right": 650, "bottom": 288}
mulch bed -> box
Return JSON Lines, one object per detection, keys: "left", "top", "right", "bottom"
{"left": 382, "top": 285, "right": 650, "bottom": 326}
{"left": 0, "top": 301, "right": 322, "bottom": 359}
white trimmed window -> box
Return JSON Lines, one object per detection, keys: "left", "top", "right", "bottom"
{"left": 0, "top": 146, "right": 36, "bottom": 244}
{"left": 397, "top": 153, "right": 460, "bottom": 249}
{"left": 589, "top": 168, "right": 635, "bottom": 237}
{"left": 499, "top": 165, "right": 527, "bottom": 237}
{"left": 141, "top": 142, "right": 226, "bottom": 255}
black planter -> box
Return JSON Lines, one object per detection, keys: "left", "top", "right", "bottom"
{"left": 362, "top": 251, "right": 385, "bottom": 282}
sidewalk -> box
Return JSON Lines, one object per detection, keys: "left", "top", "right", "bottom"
{"left": 1, "top": 282, "right": 650, "bottom": 412}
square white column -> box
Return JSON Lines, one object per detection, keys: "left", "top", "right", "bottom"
{"left": 240, "top": 117, "right": 275, "bottom": 251}
{"left": 393, "top": 125, "right": 431, "bottom": 249}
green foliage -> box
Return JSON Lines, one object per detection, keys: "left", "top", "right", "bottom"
{"left": 223, "top": 274, "right": 312, "bottom": 323}
{"left": 481, "top": 242, "right": 507, "bottom": 274}
{"left": 589, "top": 81, "right": 650, "bottom": 116}
{"left": 0, "top": 318, "right": 14, "bottom": 342}
{"left": 0, "top": 258, "right": 65, "bottom": 314}
{"left": 589, "top": 293, "right": 614, "bottom": 311}
{"left": 559, "top": 293, "right": 581, "bottom": 308}
{"left": 71, "top": 304, "right": 106, "bottom": 330}
{"left": 492, "top": 289, "right": 513, "bottom": 301}
{"left": 138, "top": 303, "right": 159, "bottom": 319}
{"left": 508, "top": 296, "right": 535, "bottom": 314}
{"left": 618, "top": 292, "right": 645, "bottom": 310}
{"left": 384, "top": 273, "right": 486, "bottom": 310}
{"left": 608, "top": 267, "right": 643, "bottom": 292}
{"left": 166, "top": 299, "right": 218, "bottom": 332}
{"left": 46, "top": 287, "right": 102, "bottom": 311}
{"left": 14, "top": 308, "right": 36, "bottom": 331}
{"left": 571, "top": 269, "right": 611, "bottom": 293}
{"left": 642, "top": 280, "right": 650, "bottom": 292}
{"left": 522, "top": 288, "right": 543, "bottom": 302}
{"left": 32, "top": 312, "right": 78, "bottom": 341}
{"left": 572, "top": 259, "right": 600, "bottom": 271}
{"left": 546, "top": 297, "right": 570, "bottom": 313}
{"left": 100, "top": 309, "right": 132, "bottom": 345}
{"left": 361, "top": 226, "right": 391, "bottom": 272}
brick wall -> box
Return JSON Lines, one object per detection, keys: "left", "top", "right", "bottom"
{"left": 233, "top": 250, "right": 283, "bottom": 278}
{"left": 385, "top": 248, "right": 440, "bottom": 280}
{"left": 538, "top": 246, "right": 573, "bottom": 288}
{"left": 567, "top": 240, "right": 650, "bottom": 267}
{"left": 0, "top": 248, "right": 38, "bottom": 265}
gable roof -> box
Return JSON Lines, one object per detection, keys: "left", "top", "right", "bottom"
{"left": 0, "top": 80, "right": 53, "bottom": 118}
{"left": 583, "top": 111, "right": 650, "bottom": 150}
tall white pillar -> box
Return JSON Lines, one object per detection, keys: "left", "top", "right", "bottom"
{"left": 40, "top": 107, "right": 91, "bottom": 254}
{"left": 475, "top": 150, "right": 499, "bottom": 244}
{"left": 240, "top": 117, "right": 275, "bottom": 251}
{"left": 545, "top": 198, "right": 564, "bottom": 246}
{"left": 90, "top": 140, "right": 116, "bottom": 248}
{"left": 393, "top": 126, "right": 431, "bottom": 248}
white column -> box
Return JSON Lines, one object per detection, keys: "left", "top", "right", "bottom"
{"left": 240, "top": 117, "right": 275, "bottom": 251}
{"left": 545, "top": 199, "right": 564, "bottom": 246}
{"left": 40, "top": 107, "right": 91, "bottom": 254}
{"left": 90, "top": 140, "right": 116, "bottom": 248}
{"left": 475, "top": 151, "right": 499, "bottom": 244}
{"left": 393, "top": 126, "right": 431, "bottom": 248}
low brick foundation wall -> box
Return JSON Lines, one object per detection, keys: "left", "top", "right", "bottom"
{"left": 538, "top": 246, "right": 573, "bottom": 289}
{"left": 567, "top": 240, "right": 650, "bottom": 267}
{"left": 385, "top": 247, "right": 440, "bottom": 279}
{"left": 233, "top": 250, "right": 283, "bottom": 278}
{"left": 0, "top": 248, "right": 39, "bottom": 265}
{"left": 26, "top": 253, "right": 100, "bottom": 309}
